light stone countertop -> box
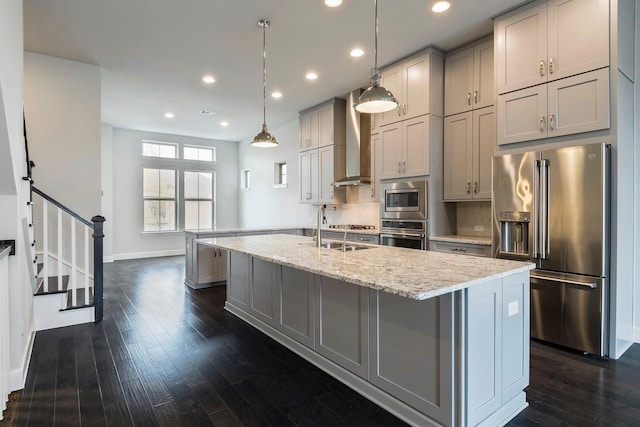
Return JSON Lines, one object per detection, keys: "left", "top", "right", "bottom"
{"left": 430, "top": 235, "right": 492, "bottom": 246}
{"left": 197, "top": 234, "right": 533, "bottom": 301}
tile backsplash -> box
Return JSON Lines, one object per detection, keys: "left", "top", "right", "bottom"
{"left": 455, "top": 201, "right": 492, "bottom": 237}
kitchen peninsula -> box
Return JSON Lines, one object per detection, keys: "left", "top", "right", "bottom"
{"left": 198, "top": 234, "right": 534, "bottom": 426}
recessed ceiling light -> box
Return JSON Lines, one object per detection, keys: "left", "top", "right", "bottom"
{"left": 350, "top": 48, "right": 364, "bottom": 57}
{"left": 202, "top": 75, "right": 215, "bottom": 84}
{"left": 324, "top": 0, "right": 342, "bottom": 7}
{"left": 271, "top": 91, "right": 283, "bottom": 98}
{"left": 306, "top": 72, "right": 318, "bottom": 80}
{"left": 220, "top": 121, "right": 229, "bottom": 127}
{"left": 432, "top": 1, "right": 451, "bottom": 13}
{"left": 164, "top": 112, "right": 174, "bottom": 118}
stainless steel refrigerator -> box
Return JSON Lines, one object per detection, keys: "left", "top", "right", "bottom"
{"left": 492, "top": 142, "right": 609, "bottom": 356}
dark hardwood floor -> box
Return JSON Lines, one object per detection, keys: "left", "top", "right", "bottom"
{"left": 1, "top": 255, "right": 639, "bottom": 426}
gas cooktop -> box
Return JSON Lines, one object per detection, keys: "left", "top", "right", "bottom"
{"left": 328, "top": 224, "right": 376, "bottom": 230}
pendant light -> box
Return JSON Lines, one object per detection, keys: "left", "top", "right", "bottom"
{"left": 251, "top": 19, "right": 279, "bottom": 148}
{"left": 354, "top": 0, "right": 398, "bottom": 114}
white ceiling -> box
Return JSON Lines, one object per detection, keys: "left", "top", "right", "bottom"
{"left": 23, "top": 0, "right": 530, "bottom": 142}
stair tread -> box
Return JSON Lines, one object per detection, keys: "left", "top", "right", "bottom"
{"left": 62, "top": 287, "right": 94, "bottom": 311}
{"left": 34, "top": 275, "right": 70, "bottom": 295}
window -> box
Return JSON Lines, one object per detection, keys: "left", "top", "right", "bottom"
{"left": 241, "top": 169, "right": 251, "bottom": 190}
{"left": 184, "top": 145, "right": 215, "bottom": 162}
{"left": 274, "top": 162, "right": 287, "bottom": 187}
{"left": 184, "top": 171, "right": 213, "bottom": 230}
{"left": 143, "top": 168, "right": 177, "bottom": 231}
{"left": 142, "top": 141, "right": 178, "bottom": 159}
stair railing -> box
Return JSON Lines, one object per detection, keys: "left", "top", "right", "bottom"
{"left": 31, "top": 186, "right": 105, "bottom": 321}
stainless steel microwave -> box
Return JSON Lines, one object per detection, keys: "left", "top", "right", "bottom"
{"left": 379, "top": 178, "right": 427, "bottom": 220}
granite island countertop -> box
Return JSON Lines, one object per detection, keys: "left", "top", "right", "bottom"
{"left": 198, "top": 234, "right": 533, "bottom": 301}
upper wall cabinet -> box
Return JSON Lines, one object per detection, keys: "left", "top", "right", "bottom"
{"left": 299, "top": 98, "right": 346, "bottom": 151}
{"left": 444, "top": 39, "right": 494, "bottom": 116}
{"left": 378, "top": 48, "right": 444, "bottom": 127}
{"left": 495, "top": 0, "right": 609, "bottom": 95}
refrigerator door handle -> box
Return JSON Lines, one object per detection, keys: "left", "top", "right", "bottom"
{"left": 533, "top": 160, "right": 540, "bottom": 259}
{"left": 530, "top": 274, "right": 597, "bottom": 289}
{"left": 540, "top": 159, "right": 550, "bottom": 259}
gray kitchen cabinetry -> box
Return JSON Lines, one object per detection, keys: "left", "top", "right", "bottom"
{"left": 369, "top": 130, "right": 382, "bottom": 201}
{"left": 466, "top": 271, "right": 529, "bottom": 426}
{"left": 430, "top": 240, "right": 492, "bottom": 258}
{"left": 249, "top": 258, "right": 278, "bottom": 327}
{"left": 497, "top": 68, "right": 610, "bottom": 145}
{"left": 379, "top": 49, "right": 444, "bottom": 127}
{"left": 379, "top": 114, "right": 433, "bottom": 179}
{"left": 369, "top": 290, "right": 454, "bottom": 425}
{"left": 299, "top": 98, "right": 346, "bottom": 204}
{"left": 444, "top": 106, "right": 494, "bottom": 201}
{"left": 185, "top": 232, "right": 234, "bottom": 288}
{"left": 226, "top": 251, "right": 251, "bottom": 309}
{"left": 277, "top": 266, "right": 315, "bottom": 349}
{"left": 315, "top": 276, "right": 369, "bottom": 379}
{"left": 444, "top": 38, "right": 494, "bottom": 116}
{"left": 495, "top": 0, "right": 609, "bottom": 95}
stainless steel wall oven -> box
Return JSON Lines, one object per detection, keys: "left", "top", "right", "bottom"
{"left": 379, "top": 178, "right": 428, "bottom": 250}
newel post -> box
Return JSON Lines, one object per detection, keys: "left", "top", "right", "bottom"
{"left": 91, "top": 215, "right": 106, "bottom": 322}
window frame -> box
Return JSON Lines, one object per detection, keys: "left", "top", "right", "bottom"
{"left": 273, "top": 162, "right": 288, "bottom": 188}
{"left": 142, "top": 167, "right": 178, "bottom": 232}
{"left": 183, "top": 144, "right": 216, "bottom": 162}
{"left": 141, "top": 140, "right": 179, "bottom": 159}
{"left": 184, "top": 170, "right": 215, "bottom": 230}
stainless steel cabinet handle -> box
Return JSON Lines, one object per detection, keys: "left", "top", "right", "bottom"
{"left": 540, "top": 115, "right": 545, "bottom": 132}
{"left": 397, "top": 107, "right": 401, "bottom": 117}
{"left": 533, "top": 160, "right": 540, "bottom": 258}
{"left": 403, "top": 103, "right": 407, "bottom": 115}
{"left": 451, "top": 247, "right": 467, "bottom": 252}
{"left": 466, "top": 181, "right": 471, "bottom": 194}
{"left": 474, "top": 90, "right": 478, "bottom": 104}
{"left": 530, "top": 274, "right": 596, "bottom": 289}
{"left": 539, "top": 60, "right": 545, "bottom": 77}
{"left": 473, "top": 181, "right": 478, "bottom": 194}
{"left": 371, "top": 187, "right": 375, "bottom": 198}
{"left": 549, "top": 57, "right": 554, "bottom": 74}
{"left": 549, "top": 114, "right": 555, "bottom": 130}
{"left": 467, "top": 92, "right": 471, "bottom": 105}
{"left": 540, "top": 159, "right": 549, "bottom": 259}
{"left": 402, "top": 161, "right": 406, "bottom": 173}
{"left": 397, "top": 162, "right": 401, "bottom": 173}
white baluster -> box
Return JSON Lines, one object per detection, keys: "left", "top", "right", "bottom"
{"left": 84, "top": 225, "right": 89, "bottom": 305}
{"left": 43, "top": 200, "right": 48, "bottom": 292}
{"left": 57, "top": 208, "right": 62, "bottom": 294}
{"left": 71, "top": 219, "right": 77, "bottom": 307}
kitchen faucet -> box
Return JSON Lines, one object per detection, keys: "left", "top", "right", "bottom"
{"left": 316, "top": 204, "right": 327, "bottom": 247}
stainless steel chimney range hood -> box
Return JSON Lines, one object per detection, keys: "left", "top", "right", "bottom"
{"left": 332, "top": 89, "right": 372, "bottom": 187}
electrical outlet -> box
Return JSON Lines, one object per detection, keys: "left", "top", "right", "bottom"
{"left": 473, "top": 225, "right": 485, "bottom": 232}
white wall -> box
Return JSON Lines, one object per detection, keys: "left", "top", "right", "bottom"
{"left": 111, "top": 127, "right": 239, "bottom": 259}
{"left": 635, "top": 0, "right": 640, "bottom": 344}
{"left": 24, "top": 52, "right": 101, "bottom": 220}
{"left": 238, "top": 118, "right": 380, "bottom": 228}
{"left": 0, "top": 0, "right": 36, "bottom": 392}
{"left": 101, "top": 124, "right": 114, "bottom": 262}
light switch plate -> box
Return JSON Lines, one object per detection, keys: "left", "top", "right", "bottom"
{"left": 508, "top": 301, "right": 518, "bottom": 317}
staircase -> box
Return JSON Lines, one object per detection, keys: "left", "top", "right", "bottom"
{"left": 22, "top": 160, "right": 104, "bottom": 330}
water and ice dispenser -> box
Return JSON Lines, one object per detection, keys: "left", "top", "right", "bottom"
{"left": 499, "top": 211, "right": 530, "bottom": 258}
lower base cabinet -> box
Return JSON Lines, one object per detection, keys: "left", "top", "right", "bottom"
{"left": 224, "top": 252, "right": 529, "bottom": 426}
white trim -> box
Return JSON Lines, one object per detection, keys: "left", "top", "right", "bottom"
{"left": 112, "top": 248, "right": 185, "bottom": 261}
{"left": 9, "top": 329, "right": 35, "bottom": 392}
{"left": 103, "top": 255, "right": 114, "bottom": 263}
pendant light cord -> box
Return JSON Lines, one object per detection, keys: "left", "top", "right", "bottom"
{"left": 373, "top": 0, "right": 378, "bottom": 76}
{"left": 262, "top": 20, "right": 267, "bottom": 128}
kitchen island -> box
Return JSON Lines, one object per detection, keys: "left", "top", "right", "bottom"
{"left": 198, "top": 234, "right": 534, "bottom": 427}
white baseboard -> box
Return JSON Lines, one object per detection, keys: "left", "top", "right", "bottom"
{"left": 112, "top": 248, "right": 185, "bottom": 261}
{"left": 9, "top": 329, "right": 35, "bottom": 392}
{"left": 103, "top": 255, "right": 114, "bottom": 263}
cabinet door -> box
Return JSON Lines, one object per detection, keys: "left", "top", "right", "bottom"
{"left": 227, "top": 252, "right": 250, "bottom": 309}
{"left": 379, "top": 123, "right": 402, "bottom": 179}
{"left": 547, "top": 67, "right": 610, "bottom": 138}
{"left": 402, "top": 115, "right": 430, "bottom": 177}
{"left": 250, "top": 258, "right": 278, "bottom": 327}
{"left": 497, "top": 84, "right": 547, "bottom": 145}
{"left": 379, "top": 63, "right": 403, "bottom": 127}
{"left": 444, "top": 47, "right": 474, "bottom": 116}
{"left": 547, "top": 0, "right": 609, "bottom": 81}
{"left": 496, "top": 3, "right": 547, "bottom": 94}
{"left": 402, "top": 52, "right": 430, "bottom": 120}
{"left": 444, "top": 112, "right": 473, "bottom": 200}
{"left": 299, "top": 111, "right": 313, "bottom": 150}
{"left": 278, "top": 266, "right": 315, "bottom": 349}
{"left": 298, "top": 150, "right": 319, "bottom": 203}
{"left": 197, "top": 244, "right": 217, "bottom": 283}
{"left": 472, "top": 106, "right": 494, "bottom": 200}
{"left": 309, "top": 109, "right": 319, "bottom": 149}
{"left": 318, "top": 145, "right": 335, "bottom": 203}
{"left": 216, "top": 249, "right": 228, "bottom": 281}
{"left": 318, "top": 103, "right": 334, "bottom": 147}
{"left": 473, "top": 40, "right": 494, "bottom": 110}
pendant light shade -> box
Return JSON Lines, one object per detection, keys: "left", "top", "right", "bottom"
{"left": 354, "top": 0, "right": 398, "bottom": 114}
{"left": 252, "top": 19, "right": 278, "bottom": 148}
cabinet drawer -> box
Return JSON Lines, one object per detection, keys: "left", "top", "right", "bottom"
{"left": 430, "top": 241, "right": 491, "bottom": 257}
{"left": 347, "top": 233, "right": 379, "bottom": 245}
